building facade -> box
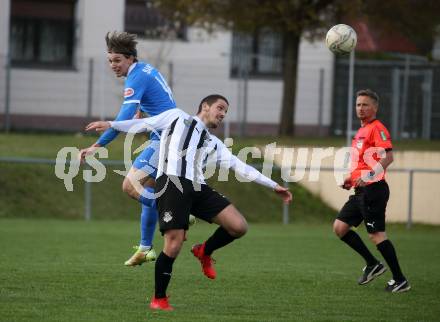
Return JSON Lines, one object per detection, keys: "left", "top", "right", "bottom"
{"left": 0, "top": 0, "right": 335, "bottom": 136}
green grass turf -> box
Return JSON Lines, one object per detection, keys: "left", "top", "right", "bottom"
{"left": 1, "top": 132, "right": 438, "bottom": 222}
{"left": 0, "top": 130, "right": 335, "bottom": 222}
{"left": 0, "top": 160, "right": 334, "bottom": 223}
{"left": 0, "top": 219, "right": 439, "bottom": 322}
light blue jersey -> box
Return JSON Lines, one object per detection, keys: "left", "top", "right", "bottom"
{"left": 123, "top": 62, "right": 176, "bottom": 117}
{"left": 97, "top": 61, "right": 176, "bottom": 146}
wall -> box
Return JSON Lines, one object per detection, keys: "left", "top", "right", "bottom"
{"left": 0, "top": 0, "right": 336, "bottom": 132}
{"left": 272, "top": 147, "right": 440, "bottom": 225}
{"left": 295, "top": 40, "right": 334, "bottom": 127}
{"left": 1, "top": 0, "right": 125, "bottom": 126}
{"left": 136, "top": 28, "right": 335, "bottom": 131}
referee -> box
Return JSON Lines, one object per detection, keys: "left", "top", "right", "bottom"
{"left": 86, "top": 94, "right": 292, "bottom": 310}
{"left": 333, "top": 89, "right": 410, "bottom": 293}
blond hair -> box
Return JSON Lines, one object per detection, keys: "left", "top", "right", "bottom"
{"left": 356, "top": 89, "right": 379, "bottom": 105}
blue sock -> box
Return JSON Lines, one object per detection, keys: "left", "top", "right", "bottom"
{"left": 138, "top": 187, "right": 155, "bottom": 207}
{"left": 140, "top": 203, "right": 158, "bottom": 247}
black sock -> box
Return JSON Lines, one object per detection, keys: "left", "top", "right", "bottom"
{"left": 155, "top": 252, "right": 175, "bottom": 298}
{"left": 377, "top": 239, "right": 405, "bottom": 282}
{"left": 204, "top": 227, "right": 236, "bottom": 256}
{"left": 340, "top": 230, "right": 378, "bottom": 266}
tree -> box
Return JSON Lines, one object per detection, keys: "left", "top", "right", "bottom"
{"left": 358, "top": 0, "right": 440, "bottom": 56}
{"left": 152, "top": 0, "right": 440, "bottom": 135}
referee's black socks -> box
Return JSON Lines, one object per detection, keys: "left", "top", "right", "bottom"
{"left": 204, "top": 227, "right": 236, "bottom": 256}
{"left": 341, "top": 230, "right": 379, "bottom": 266}
{"left": 155, "top": 252, "right": 175, "bottom": 298}
{"left": 377, "top": 239, "right": 405, "bottom": 282}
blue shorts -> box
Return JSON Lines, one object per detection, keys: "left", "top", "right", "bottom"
{"left": 132, "top": 139, "right": 160, "bottom": 178}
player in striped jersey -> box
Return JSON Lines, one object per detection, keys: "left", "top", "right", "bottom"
{"left": 85, "top": 94, "right": 292, "bottom": 311}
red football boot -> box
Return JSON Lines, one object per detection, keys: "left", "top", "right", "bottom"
{"left": 149, "top": 296, "right": 174, "bottom": 311}
{"left": 191, "top": 243, "right": 216, "bottom": 279}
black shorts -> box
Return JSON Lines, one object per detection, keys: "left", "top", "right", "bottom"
{"left": 155, "top": 174, "right": 231, "bottom": 233}
{"left": 337, "top": 180, "right": 390, "bottom": 233}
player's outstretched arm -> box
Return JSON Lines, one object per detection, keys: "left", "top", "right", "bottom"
{"left": 231, "top": 157, "right": 292, "bottom": 204}
{"left": 79, "top": 104, "right": 138, "bottom": 163}
{"left": 85, "top": 121, "right": 111, "bottom": 132}
{"left": 274, "top": 184, "right": 292, "bottom": 204}
{"left": 78, "top": 143, "right": 101, "bottom": 164}
{"left": 110, "top": 108, "right": 182, "bottom": 133}
{"left": 78, "top": 121, "right": 111, "bottom": 164}
{"left": 213, "top": 139, "right": 292, "bottom": 204}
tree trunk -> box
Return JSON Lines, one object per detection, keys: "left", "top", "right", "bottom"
{"left": 279, "top": 31, "right": 301, "bottom": 136}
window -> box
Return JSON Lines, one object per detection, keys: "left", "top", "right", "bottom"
{"left": 10, "top": 0, "right": 75, "bottom": 68}
{"left": 230, "top": 29, "right": 283, "bottom": 78}
{"left": 125, "top": 0, "right": 187, "bottom": 41}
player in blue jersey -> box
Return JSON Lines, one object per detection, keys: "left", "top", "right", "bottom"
{"left": 79, "top": 31, "right": 176, "bottom": 266}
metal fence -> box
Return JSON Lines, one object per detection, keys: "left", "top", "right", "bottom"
{"left": 1, "top": 156, "right": 438, "bottom": 228}
{"left": 333, "top": 56, "right": 440, "bottom": 139}
{"left": 0, "top": 51, "right": 332, "bottom": 138}
{"left": 3, "top": 51, "right": 439, "bottom": 139}
{"left": 0, "top": 54, "right": 123, "bottom": 132}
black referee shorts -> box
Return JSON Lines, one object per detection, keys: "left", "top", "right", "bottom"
{"left": 155, "top": 174, "right": 231, "bottom": 233}
{"left": 336, "top": 180, "right": 390, "bottom": 233}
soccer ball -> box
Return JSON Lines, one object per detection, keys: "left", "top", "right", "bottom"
{"left": 326, "top": 24, "right": 357, "bottom": 55}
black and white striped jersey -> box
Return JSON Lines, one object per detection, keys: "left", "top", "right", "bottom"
{"left": 110, "top": 108, "right": 277, "bottom": 189}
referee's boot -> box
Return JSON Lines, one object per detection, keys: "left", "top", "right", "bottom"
{"left": 191, "top": 243, "right": 216, "bottom": 279}
{"left": 358, "top": 262, "right": 387, "bottom": 285}
{"left": 124, "top": 246, "right": 156, "bottom": 266}
{"left": 385, "top": 279, "right": 411, "bottom": 293}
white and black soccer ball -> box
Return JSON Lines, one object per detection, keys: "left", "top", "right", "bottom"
{"left": 326, "top": 24, "right": 357, "bottom": 55}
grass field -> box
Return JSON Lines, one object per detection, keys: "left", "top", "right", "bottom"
{"left": 1, "top": 132, "right": 439, "bottom": 222}
{"left": 0, "top": 131, "right": 335, "bottom": 222}
{"left": 1, "top": 219, "right": 439, "bottom": 322}
{"left": 1, "top": 133, "right": 440, "bottom": 321}
{"left": 1, "top": 133, "right": 440, "bottom": 160}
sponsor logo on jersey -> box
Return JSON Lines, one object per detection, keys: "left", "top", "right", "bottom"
{"left": 380, "top": 131, "right": 387, "bottom": 141}
{"left": 184, "top": 118, "right": 192, "bottom": 127}
{"left": 124, "top": 88, "right": 134, "bottom": 98}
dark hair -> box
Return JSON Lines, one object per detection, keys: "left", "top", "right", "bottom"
{"left": 105, "top": 31, "right": 138, "bottom": 61}
{"left": 197, "top": 94, "right": 229, "bottom": 113}
{"left": 356, "top": 89, "right": 379, "bottom": 104}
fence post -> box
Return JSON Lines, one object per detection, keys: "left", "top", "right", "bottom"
{"left": 84, "top": 164, "right": 92, "bottom": 221}
{"left": 318, "top": 68, "right": 324, "bottom": 136}
{"left": 282, "top": 180, "right": 289, "bottom": 224}
{"left": 242, "top": 62, "right": 248, "bottom": 137}
{"left": 406, "top": 169, "right": 414, "bottom": 229}
{"left": 168, "top": 61, "right": 173, "bottom": 90}
{"left": 4, "top": 52, "right": 11, "bottom": 133}
{"left": 400, "top": 54, "right": 410, "bottom": 137}
{"left": 345, "top": 50, "right": 355, "bottom": 147}
{"left": 391, "top": 69, "right": 400, "bottom": 140}
{"left": 86, "top": 57, "right": 94, "bottom": 119}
